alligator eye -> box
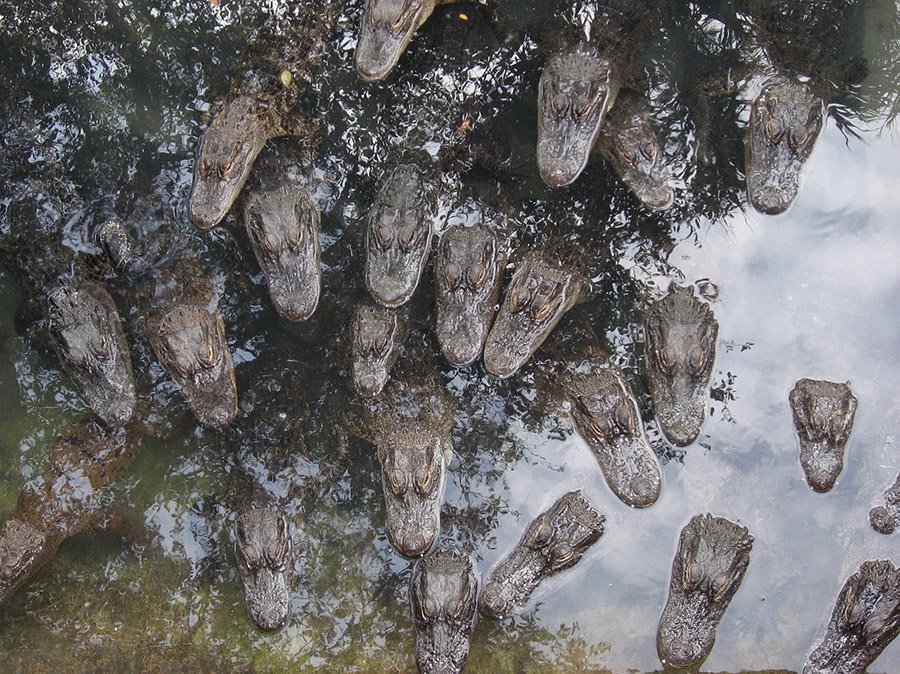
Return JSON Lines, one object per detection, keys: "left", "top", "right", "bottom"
{"left": 712, "top": 571, "right": 733, "bottom": 601}
{"left": 390, "top": 2, "right": 415, "bottom": 33}
{"left": 618, "top": 144, "right": 638, "bottom": 167}
{"left": 529, "top": 516, "right": 554, "bottom": 548}
{"left": 655, "top": 347, "right": 674, "bottom": 374}
{"left": 551, "top": 542, "right": 574, "bottom": 564}
{"left": 443, "top": 261, "right": 462, "bottom": 290}
{"left": 688, "top": 345, "right": 707, "bottom": 374}
{"left": 199, "top": 332, "right": 218, "bottom": 370}
{"left": 470, "top": 261, "right": 488, "bottom": 291}
{"left": 413, "top": 465, "right": 433, "bottom": 495}
{"left": 639, "top": 141, "right": 658, "bottom": 163}
{"left": 401, "top": 223, "right": 423, "bottom": 251}
{"left": 373, "top": 220, "right": 393, "bottom": 250}
{"left": 532, "top": 294, "right": 560, "bottom": 322}
{"left": 451, "top": 598, "right": 465, "bottom": 620}
{"left": 90, "top": 331, "right": 112, "bottom": 362}
{"left": 387, "top": 468, "right": 406, "bottom": 496}
{"left": 510, "top": 285, "right": 531, "bottom": 312}
{"left": 551, "top": 92, "right": 568, "bottom": 117}
{"left": 764, "top": 117, "right": 784, "bottom": 144}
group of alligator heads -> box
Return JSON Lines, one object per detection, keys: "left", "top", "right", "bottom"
{"left": 1, "top": 0, "right": 898, "bottom": 673}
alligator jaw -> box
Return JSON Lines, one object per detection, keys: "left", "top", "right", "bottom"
{"left": 745, "top": 78, "right": 823, "bottom": 215}
{"left": 356, "top": 0, "right": 434, "bottom": 82}
{"left": 537, "top": 45, "right": 619, "bottom": 187}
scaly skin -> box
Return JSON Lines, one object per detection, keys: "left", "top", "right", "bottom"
{"left": 789, "top": 378, "right": 857, "bottom": 493}
{"left": 410, "top": 547, "right": 479, "bottom": 674}
{"left": 564, "top": 363, "right": 662, "bottom": 508}
{"left": 233, "top": 508, "right": 292, "bottom": 632}
{"left": 644, "top": 284, "right": 718, "bottom": 447}
{"left": 657, "top": 514, "right": 754, "bottom": 670}
{"left": 803, "top": 559, "right": 900, "bottom": 674}
{"left": 434, "top": 224, "right": 505, "bottom": 367}
{"left": 350, "top": 303, "right": 407, "bottom": 397}
{"left": 483, "top": 251, "right": 586, "bottom": 379}
{"left": 365, "top": 164, "right": 435, "bottom": 308}
{"left": 869, "top": 472, "right": 900, "bottom": 535}
{"left": 46, "top": 279, "right": 136, "bottom": 428}
{"left": 745, "top": 78, "right": 823, "bottom": 215}
{"left": 360, "top": 378, "right": 454, "bottom": 558}
{"left": 536, "top": 0, "right": 661, "bottom": 187}
{"left": 243, "top": 183, "right": 322, "bottom": 322}
{"left": 0, "top": 420, "right": 138, "bottom": 606}
{"left": 479, "top": 490, "right": 605, "bottom": 619}
{"left": 356, "top": 0, "right": 449, "bottom": 82}
{"left": 595, "top": 89, "right": 674, "bottom": 210}
{"left": 189, "top": 3, "right": 340, "bottom": 228}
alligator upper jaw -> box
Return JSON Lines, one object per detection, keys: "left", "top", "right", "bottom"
{"left": 244, "top": 186, "right": 322, "bottom": 322}
{"left": 745, "top": 79, "right": 824, "bottom": 215}
{"left": 649, "top": 376, "right": 707, "bottom": 447}
{"left": 436, "top": 303, "right": 493, "bottom": 368}
{"left": 537, "top": 47, "right": 619, "bottom": 187}
{"left": 189, "top": 96, "right": 270, "bottom": 230}
{"left": 355, "top": 1, "right": 433, "bottom": 82}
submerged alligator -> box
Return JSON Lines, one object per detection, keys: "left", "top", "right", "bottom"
{"left": 803, "top": 559, "right": 900, "bottom": 674}
{"left": 644, "top": 283, "right": 718, "bottom": 447}
{"left": 410, "top": 547, "right": 479, "bottom": 674}
{"left": 657, "top": 513, "right": 754, "bottom": 670}
{"left": 483, "top": 248, "right": 588, "bottom": 379}
{"left": 869, "top": 472, "right": 900, "bottom": 535}
{"left": 189, "top": 2, "right": 340, "bottom": 229}
{"left": 223, "top": 361, "right": 348, "bottom": 631}
{"left": 0, "top": 419, "right": 139, "bottom": 606}
{"left": 536, "top": 0, "right": 674, "bottom": 210}
{"left": 789, "top": 378, "right": 857, "bottom": 493}
{"left": 96, "top": 208, "right": 238, "bottom": 430}
{"left": 479, "top": 490, "right": 605, "bottom": 619}
{"left": 352, "top": 375, "right": 453, "bottom": 558}
{"left": 0, "top": 177, "right": 136, "bottom": 429}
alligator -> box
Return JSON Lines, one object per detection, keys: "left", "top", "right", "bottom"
{"left": 410, "top": 547, "right": 479, "bottom": 674}
{"left": 349, "top": 302, "right": 408, "bottom": 397}
{"left": 223, "top": 360, "right": 348, "bottom": 631}
{"left": 869, "top": 472, "right": 900, "bottom": 535}
{"left": 361, "top": 8, "right": 535, "bottom": 309}
{"left": 0, "top": 177, "right": 136, "bottom": 429}
{"left": 356, "top": 0, "right": 443, "bottom": 81}
{"left": 479, "top": 490, "right": 605, "bottom": 619}
{"left": 802, "top": 559, "right": 900, "bottom": 674}
{"left": 656, "top": 513, "right": 754, "bottom": 670}
{"left": 692, "top": 0, "right": 864, "bottom": 214}
{"left": 366, "top": 163, "right": 436, "bottom": 308}
{"left": 535, "top": 1, "right": 674, "bottom": 210}
{"left": 434, "top": 222, "right": 506, "bottom": 367}
{"left": 242, "top": 180, "right": 322, "bottom": 322}
{"left": 644, "top": 283, "right": 718, "bottom": 447}
{"left": 95, "top": 207, "right": 238, "bottom": 430}
{"left": 0, "top": 419, "right": 139, "bottom": 606}
{"left": 560, "top": 359, "right": 662, "bottom": 508}
{"left": 352, "top": 376, "right": 454, "bottom": 557}
{"left": 789, "top": 378, "right": 857, "bottom": 493}
{"left": 188, "top": 2, "right": 340, "bottom": 229}
{"left": 483, "top": 249, "right": 588, "bottom": 379}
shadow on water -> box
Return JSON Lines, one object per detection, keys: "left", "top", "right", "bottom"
{"left": 0, "top": 0, "right": 898, "bottom": 672}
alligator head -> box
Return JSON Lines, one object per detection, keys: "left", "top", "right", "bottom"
{"left": 435, "top": 225, "right": 504, "bottom": 367}
{"left": 365, "top": 164, "right": 433, "bottom": 308}
{"left": 803, "top": 559, "right": 900, "bottom": 674}
{"left": 0, "top": 518, "right": 55, "bottom": 607}
{"left": 233, "top": 508, "right": 293, "bottom": 632}
{"left": 356, "top": 0, "right": 437, "bottom": 82}
{"left": 155, "top": 304, "right": 237, "bottom": 429}
{"left": 244, "top": 184, "right": 321, "bottom": 321}
{"left": 597, "top": 90, "right": 674, "bottom": 211}
{"left": 378, "top": 427, "right": 449, "bottom": 558}
{"left": 537, "top": 43, "right": 620, "bottom": 187}
{"left": 869, "top": 472, "right": 900, "bottom": 535}
{"left": 789, "top": 378, "right": 857, "bottom": 493}
{"left": 567, "top": 366, "right": 662, "bottom": 508}
{"left": 483, "top": 253, "right": 585, "bottom": 379}
{"left": 410, "top": 547, "right": 479, "bottom": 674}
{"left": 657, "top": 514, "right": 753, "bottom": 670}
{"left": 644, "top": 284, "right": 718, "bottom": 447}
{"left": 479, "top": 490, "right": 604, "bottom": 619}
{"left": 190, "top": 95, "right": 270, "bottom": 229}
{"left": 350, "top": 304, "right": 406, "bottom": 397}
{"left": 47, "top": 280, "right": 136, "bottom": 427}
{"left": 745, "top": 78, "right": 824, "bottom": 215}
{"left": 93, "top": 219, "right": 135, "bottom": 272}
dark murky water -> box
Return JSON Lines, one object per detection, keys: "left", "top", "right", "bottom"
{"left": 0, "top": 0, "right": 898, "bottom": 672}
